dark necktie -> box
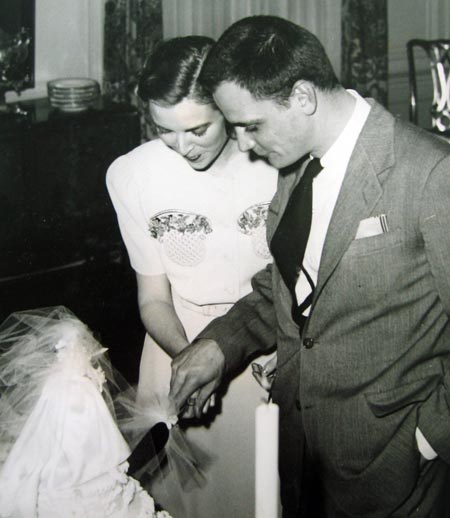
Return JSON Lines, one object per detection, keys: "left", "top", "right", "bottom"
{"left": 270, "top": 157, "right": 322, "bottom": 323}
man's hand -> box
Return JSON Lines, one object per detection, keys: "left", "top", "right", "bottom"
{"left": 170, "top": 338, "right": 225, "bottom": 419}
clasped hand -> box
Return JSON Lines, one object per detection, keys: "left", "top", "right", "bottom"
{"left": 169, "top": 338, "right": 225, "bottom": 419}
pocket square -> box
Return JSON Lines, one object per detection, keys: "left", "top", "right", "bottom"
{"left": 355, "top": 214, "right": 389, "bottom": 240}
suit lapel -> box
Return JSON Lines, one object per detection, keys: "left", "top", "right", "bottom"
{"left": 313, "top": 101, "right": 396, "bottom": 302}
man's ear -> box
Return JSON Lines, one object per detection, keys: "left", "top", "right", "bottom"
{"left": 290, "top": 80, "right": 317, "bottom": 115}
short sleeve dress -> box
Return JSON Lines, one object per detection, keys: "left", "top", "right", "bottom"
{"left": 107, "top": 138, "right": 278, "bottom": 518}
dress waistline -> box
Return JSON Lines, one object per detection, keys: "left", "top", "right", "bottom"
{"left": 176, "top": 295, "right": 233, "bottom": 317}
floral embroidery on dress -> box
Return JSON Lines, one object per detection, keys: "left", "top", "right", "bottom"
{"left": 149, "top": 211, "right": 212, "bottom": 240}
{"left": 237, "top": 202, "right": 269, "bottom": 235}
{"left": 237, "top": 202, "right": 271, "bottom": 259}
{"left": 149, "top": 210, "right": 212, "bottom": 267}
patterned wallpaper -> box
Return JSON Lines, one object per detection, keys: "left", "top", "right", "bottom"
{"left": 103, "top": 0, "right": 163, "bottom": 104}
{"left": 341, "top": 0, "right": 388, "bottom": 106}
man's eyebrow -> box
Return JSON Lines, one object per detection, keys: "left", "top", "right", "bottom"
{"left": 230, "top": 119, "right": 262, "bottom": 127}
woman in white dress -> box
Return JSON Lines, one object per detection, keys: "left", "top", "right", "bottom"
{"left": 107, "top": 36, "right": 277, "bottom": 518}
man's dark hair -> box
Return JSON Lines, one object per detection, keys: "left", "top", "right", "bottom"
{"left": 137, "top": 36, "right": 215, "bottom": 106}
{"left": 200, "top": 15, "right": 339, "bottom": 102}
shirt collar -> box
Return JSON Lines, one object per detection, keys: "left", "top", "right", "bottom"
{"left": 319, "top": 90, "right": 371, "bottom": 170}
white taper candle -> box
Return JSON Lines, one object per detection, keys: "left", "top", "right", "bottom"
{"left": 255, "top": 401, "right": 279, "bottom": 518}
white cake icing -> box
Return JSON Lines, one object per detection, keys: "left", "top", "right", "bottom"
{"left": 0, "top": 309, "right": 173, "bottom": 518}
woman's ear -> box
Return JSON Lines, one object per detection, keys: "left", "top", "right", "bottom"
{"left": 290, "top": 80, "right": 317, "bottom": 116}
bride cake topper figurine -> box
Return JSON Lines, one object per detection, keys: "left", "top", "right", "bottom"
{"left": 0, "top": 306, "right": 174, "bottom": 518}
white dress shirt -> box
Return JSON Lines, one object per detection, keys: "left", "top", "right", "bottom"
{"left": 295, "top": 90, "right": 371, "bottom": 313}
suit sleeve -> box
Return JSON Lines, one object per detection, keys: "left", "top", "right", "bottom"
{"left": 417, "top": 153, "right": 450, "bottom": 464}
{"left": 196, "top": 263, "right": 277, "bottom": 374}
{"left": 420, "top": 154, "right": 450, "bottom": 312}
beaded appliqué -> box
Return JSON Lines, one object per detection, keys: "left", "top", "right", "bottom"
{"left": 237, "top": 202, "right": 271, "bottom": 259}
{"left": 149, "top": 210, "right": 212, "bottom": 267}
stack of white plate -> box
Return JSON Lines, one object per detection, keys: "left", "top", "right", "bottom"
{"left": 47, "top": 78, "right": 100, "bottom": 112}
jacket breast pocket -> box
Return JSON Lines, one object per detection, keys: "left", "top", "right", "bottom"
{"left": 346, "top": 230, "right": 402, "bottom": 257}
{"left": 341, "top": 231, "right": 406, "bottom": 307}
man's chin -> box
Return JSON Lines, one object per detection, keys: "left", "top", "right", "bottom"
{"left": 268, "top": 154, "right": 298, "bottom": 170}
{"left": 266, "top": 154, "right": 284, "bottom": 168}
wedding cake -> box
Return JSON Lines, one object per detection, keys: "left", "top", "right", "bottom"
{"left": 0, "top": 307, "right": 173, "bottom": 518}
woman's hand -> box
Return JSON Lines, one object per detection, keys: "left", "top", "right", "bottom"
{"left": 251, "top": 353, "right": 277, "bottom": 391}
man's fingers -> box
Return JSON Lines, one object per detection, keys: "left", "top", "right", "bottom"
{"left": 169, "top": 339, "right": 225, "bottom": 415}
{"left": 194, "top": 382, "right": 217, "bottom": 418}
{"left": 170, "top": 353, "right": 200, "bottom": 411}
{"left": 180, "top": 405, "right": 195, "bottom": 419}
{"left": 171, "top": 377, "right": 199, "bottom": 414}
{"left": 201, "top": 393, "right": 215, "bottom": 414}
{"left": 178, "top": 390, "right": 199, "bottom": 418}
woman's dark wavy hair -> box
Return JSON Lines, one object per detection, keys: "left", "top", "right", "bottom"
{"left": 137, "top": 36, "right": 215, "bottom": 106}
{"left": 200, "top": 16, "right": 339, "bottom": 103}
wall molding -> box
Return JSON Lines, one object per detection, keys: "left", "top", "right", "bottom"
{"left": 425, "top": 0, "right": 450, "bottom": 39}
{"left": 87, "top": 0, "right": 104, "bottom": 86}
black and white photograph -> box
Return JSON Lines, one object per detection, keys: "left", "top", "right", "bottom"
{"left": 0, "top": 1, "right": 449, "bottom": 517}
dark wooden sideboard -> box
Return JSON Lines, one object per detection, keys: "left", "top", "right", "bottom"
{"left": 0, "top": 97, "right": 144, "bottom": 382}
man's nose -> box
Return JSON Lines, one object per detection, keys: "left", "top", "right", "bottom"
{"left": 235, "top": 128, "right": 255, "bottom": 152}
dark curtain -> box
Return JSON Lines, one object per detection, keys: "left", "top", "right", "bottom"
{"left": 103, "top": 0, "right": 162, "bottom": 105}
{"left": 341, "top": 0, "right": 388, "bottom": 106}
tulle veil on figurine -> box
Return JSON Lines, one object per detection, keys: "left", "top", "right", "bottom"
{"left": 0, "top": 306, "right": 205, "bottom": 518}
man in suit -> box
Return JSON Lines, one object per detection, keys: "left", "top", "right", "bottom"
{"left": 169, "top": 16, "right": 450, "bottom": 517}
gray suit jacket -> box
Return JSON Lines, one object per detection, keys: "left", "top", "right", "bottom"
{"left": 199, "top": 100, "right": 450, "bottom": 516}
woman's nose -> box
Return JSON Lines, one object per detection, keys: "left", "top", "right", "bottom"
{"left": 175, "top": 133, "right": 193, "bottom": 156}
{"left": 235, "top": 128, "right": 255, "bottom": 152}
